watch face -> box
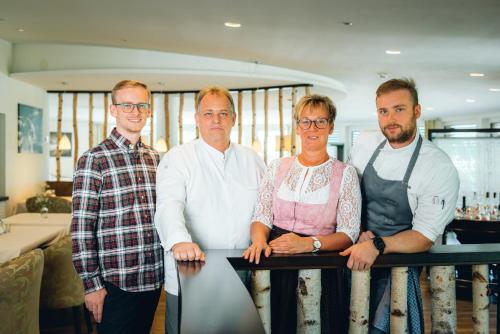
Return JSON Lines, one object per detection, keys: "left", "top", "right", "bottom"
{"left": 313, "top": 240, "right": 321, "bottom": 249}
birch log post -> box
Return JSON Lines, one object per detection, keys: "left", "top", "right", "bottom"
{"left": 297, "top": 269, "right": 321, "bottom": 334}
{"left": 56, "top": 93, "right": 63, "bottom": 182}
{"left": 264, "top": 89, "right": 269, "bottom": 164}
{"left": 290, "top": 88, "right": 297, "bottom": 156}
{"left": 150, "top": 94, "right": 155, "bottom": 147}
{"left": 103, "top": 93, "right": 109, "bottom": 139}
{"left": 88, "top": 93, "right": 94, "bottom": 148}
{"left": 72, "top": 93, "right": 79, "bottom": 168}
{"left": 178, "top": 93, "right": 184, "bottom": 145}
{"left": 251, "top": 270, "right": 271, "bottom": 334}
{"left": 194, "top": 93, "right": 199, "bottom": 139}
{"left": 251, "top": 90, "right": 256, "bottom": 146}
{"left": 305, "top": 86, "right": 311, "bottom": 95}
{"left": 349, "top": 270, "right": 370, "bottom": 334}
{"left": 430, "top": 266, "right": 457, "bottom": 333}
{"left": 238, "top": 90, "right": 243, "bottom": 144}
{"left": 278, "top": 88, "right": 284, "bottom": 157}
{"left": 164, "top": 94, "right": 170, "bottom": 151}
{"left": 391, "top": 267, "right": 408, "bottom": 333}
{"left": 472, "top": 264, "right": 489, "bottom": 333}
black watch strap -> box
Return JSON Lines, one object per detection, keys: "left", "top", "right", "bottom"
{"left": 372, "top": 236, "right": 385, "bottom": 255}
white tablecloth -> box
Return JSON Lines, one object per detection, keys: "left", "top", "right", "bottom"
{"left": 0, "top": 224, "right": 68, "bottom": 264}
{"left": 3, "top": 213, "right": 71, "bottom": 228}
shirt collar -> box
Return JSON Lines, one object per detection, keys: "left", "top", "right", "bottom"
{"left": 199, "top": 137, "right": 233, "bottom": 160}
{"left": 384, "top": 132, "right": 420, "bottom": 152}
{"left": 110, "top": 127, "right": 143, "bottom": 151}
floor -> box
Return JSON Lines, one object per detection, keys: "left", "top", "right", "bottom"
{"left": 41, "top": 273, "right": 497, "bottom": 334}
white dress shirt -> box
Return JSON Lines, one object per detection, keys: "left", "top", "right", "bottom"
{"left": 348, "top": 131, "right": 459, "bottom": 242}
{"left": 155, "top": 138, "right": 266, "bottom": 251}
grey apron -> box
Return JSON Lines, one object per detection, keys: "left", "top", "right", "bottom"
{"left": 361, "top": 136, "right": 424, "bottom": 334}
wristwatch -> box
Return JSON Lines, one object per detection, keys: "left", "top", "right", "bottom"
{"left": 372, "top": 236, "right": 385, "bottom": 255}
{"left": 312, "top": 236, "right": 321, "bottom": 252}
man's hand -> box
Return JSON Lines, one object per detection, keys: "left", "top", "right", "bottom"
{"left": 171, "top": 242, "right": 205, "bottom": 261}
{"left": 269, "top": 233, "right": 313, "bottom": 254}
{"left": 85, "top": 288, "right": 107, "bottom": 323}
{"left": 243, "top": 240, "right": 272, "bottom": 264}
{"left": 357, "top": 230, "right": 375, "bottom": 243}
{"left": 340, "top": 239, "right": 380, "bottom": 271}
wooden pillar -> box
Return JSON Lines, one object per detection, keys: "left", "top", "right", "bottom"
{"left": 251, "top": 90, "right": 256, "bottom": 146}
{"left": 278, "top": 88, "right": 284, "bottom": 157}
{"left": 305, "top": 86, "right": 311, "bottom": 95}
{"left": 297, "top": 269, "right": 321, "bottom": 334}
{"left": 238, "top": 91, "right": 243, "bottom": 144}
{"left": 103, "top": 93, "right": 109, "bottom": 138}
{"left": 150, "top": 94, "right": 155, "bottom": 147}
{"left": 194, "top": 93, "right": 199, "bottom": 139}
{"left": 251, "top": 270, "right": 271, "bottom": 334}
{"left": 178, "top": 93, "right": 184, "bottom": 145}
{"left": 291, "top": 88, "right": 297, "bottom": 156}
{"left": 88, "top": 93, "right": 94, "bottom": 148}
{"left": 263, "top": 89, "right": 269, "bottom": 164}
{"left": 349, "top": 270, "right": 370, "bottom": 334}
{"left": 56, "top": 93, "right": 63, "bottom": 182}
{"left": 72, "top": 93, "right": 79, "bottom": 168}
{"left": 430, "top": 266, "right": 457, "bottom": 333}
{"left": 164, "top": 94, "right": 170, "bottom": 151}
{"left": 391, "top": 267, "right": 408, "bottom": 333}
{"left": 472, "top": 264, "right": 489, "bottom": 333}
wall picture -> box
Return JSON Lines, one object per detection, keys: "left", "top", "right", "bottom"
{"left": 50, "top": 132, "right": 72, "bottom": 157}
{"left": 18, "top": 104, "right": 43, "bottom": 154}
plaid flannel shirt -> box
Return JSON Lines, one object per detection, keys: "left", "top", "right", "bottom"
{"left": 71, "top": 128, "right": 164, "bottom": 293}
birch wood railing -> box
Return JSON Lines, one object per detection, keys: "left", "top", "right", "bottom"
{"left": 175, "top": 245, "right": 500, "bottom": 334}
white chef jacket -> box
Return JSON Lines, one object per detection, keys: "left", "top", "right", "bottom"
{"left": 348, "top": 131, "right": 459, "bottom": 242}
{"left": 155, "top": 138, "right": 266, "bottom": 251}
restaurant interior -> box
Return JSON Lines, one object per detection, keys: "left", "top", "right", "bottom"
{"left": 0, "top": 0, "right": 499, "bottom": 333}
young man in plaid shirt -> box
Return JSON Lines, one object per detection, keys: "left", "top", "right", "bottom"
{"left": 71, "top": 80, "right": 163, "bottom": 334}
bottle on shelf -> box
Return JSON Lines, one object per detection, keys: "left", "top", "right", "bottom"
{"left": 482, "top": 191, "right": 491, "bottom": 220}
{"left": 472, "top": 191, "right": 480, "bottom": 220}
{"left": 493, "top": 192, "right": 500, "bottom": 220}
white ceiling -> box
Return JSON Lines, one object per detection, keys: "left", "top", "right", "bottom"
{"left": 1, "top": 0, "right": 500, "bottom": 122}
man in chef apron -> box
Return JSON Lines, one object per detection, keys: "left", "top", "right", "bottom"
{"left": 341, "top": 78, "right": 459, "bottom": 333}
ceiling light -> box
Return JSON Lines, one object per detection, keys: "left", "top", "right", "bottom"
{"left": 17, "top": 28, "right": 24, "bottom": 32}
{"left": 61, "top": 81, "right": 68, "bottom": 86}
{"left": 469, "top": 73, "right": 484, "bottom": 77}
{"left": 488, "top": 88, "right": 500, "bottom": 92}
{"left": 385, "top": 50, "right": 401, "bottom": 55}
{"left": 224, "top": 22, "right": 241, "bottom": 28}
{"left": 342, "top": 21, "right": 353, "bottom": 26}
{"left": 466, "top": 99, "right": 475, "bottom": 103}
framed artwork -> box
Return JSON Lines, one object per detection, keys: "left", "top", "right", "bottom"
{"left": 49, "top": 132, "right": 72, "bottom": 157}
{"left": 18, "top": 104, "right": 43, "bottom": 154}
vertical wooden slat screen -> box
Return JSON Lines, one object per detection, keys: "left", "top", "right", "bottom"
{"left": 88, "top": 94, "right": 94, "bottom": 148}
{"left": 150, "top": 94, "right": 155, "bottom": 147}
{"left": 164, "top": 94, "right": 170, "bottom": 151}
{"left": 194, "top": 93, "right": 199, "bottom": 139}
{"left": 291, "top": 88, "right": 297, "bottom": 156}
{"left": 278, "top": 88, "right": 284, "bottom": 157}
{"left": 72, "top": 93, "right": 79, "bottom": 168}
{"left": 305, "top": 86, "right": 311, "bottom": 95}
{"left": 103, "top": 93, "right": 109, "bottom": 139}
{"left": 251, "top": 90, "right": 256, "bottom": 146}
{"left": 56, "top": 93, "right": 63, "bottom": 182}
{"left": 238, "top": 91, "right": 243, "bottom": 144}
{"left": 264, "top": 89, "right": 269, "bottom": 164}
{"left": 178, "top": 93, "right": 184, "bottom": 145}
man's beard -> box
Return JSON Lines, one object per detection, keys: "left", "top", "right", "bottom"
{"left": 382, "top": 122, "right": 417, "bottom": 144}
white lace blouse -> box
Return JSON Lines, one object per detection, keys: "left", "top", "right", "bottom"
{"left": 252, "top": 157, "right": 361, "bottom": 242}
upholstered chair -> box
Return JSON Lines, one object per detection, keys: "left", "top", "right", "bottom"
{"left": 0, "top": 248, "right": 45, "bottom": 334}
{"left": 40, "top": 236, "right": 92, "bottom": 334}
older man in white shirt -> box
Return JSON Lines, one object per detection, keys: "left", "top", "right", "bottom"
{"left": 155, "top": 86, "right": 265, "bottom": 333}
{"left": 340, "top": 78, "right": 459, "bottom": 333}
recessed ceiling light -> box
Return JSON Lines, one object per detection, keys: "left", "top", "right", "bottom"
{"left": 425, "top": 107, "right": 435, "bottom": 111}
{"left": 224, "top": 22, "right": 241, "bottom": 28}
{"left": 342, "top": 21, "right": 353, "bottom": 26}
{"left": 466, "top": 99, "right": 476, "bottom": 103}
{"left": 17, "top": 28, "right": 24, "bottom": 32}
{"left": 61, "top": 81, "right": 68, "bottom": 86}
{"left": 385, "top": 50, "right": 401, "bottom": 55}
{"left": 469, "top": 73, "right": 484, "bottom": 77}
{"left": 488, "top": 88, "right": 500, "bottom": 92}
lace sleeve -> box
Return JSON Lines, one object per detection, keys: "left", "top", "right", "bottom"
{"left": 335, "top": 165, "right": 362, "bottom": 243}
{"left": 251, "top": 159, "right": 280, "bottom": 228}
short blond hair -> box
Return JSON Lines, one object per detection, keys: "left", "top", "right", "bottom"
{"left": 111, "top": 80, "right": 151, "bottom": 104}
{"left": 196, "top": 86, "right": 235, "bottom": 114}
{"left": 294, "top": 94, "right": 336, "bottom": 123}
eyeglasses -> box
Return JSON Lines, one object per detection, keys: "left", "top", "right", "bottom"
{"left": 297, "top": 118, "right": 330, "bottom": 130}
{"left": 113, "top": 103, "right": 151, "bottom": 113}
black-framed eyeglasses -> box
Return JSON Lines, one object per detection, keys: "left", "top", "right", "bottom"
{"left": 113, "top": 103, "right": 151, "bottom": 113}
{"left": 297, "top": 118, "right": 330, "bottom": 130}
